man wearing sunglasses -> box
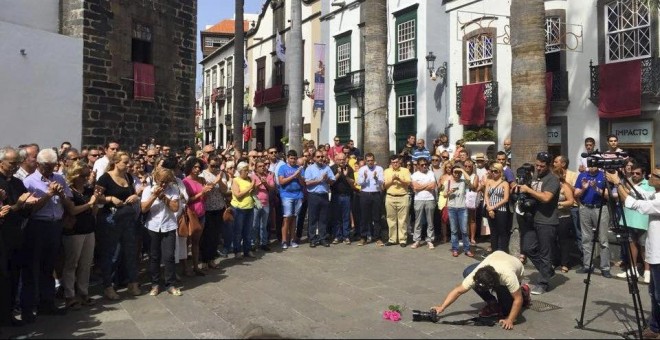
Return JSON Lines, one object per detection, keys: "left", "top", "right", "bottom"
{"left": 606, "top": 165, "right": 660, "bottom": 339}
{"left": 515, "top": 152, "right": 560, "bottom": 295}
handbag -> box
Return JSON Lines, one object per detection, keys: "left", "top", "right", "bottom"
{"left": 186, "top": 207, "right": 203, "bottom": 237}
{"left": 465, "top": 191, "right": 477, "bottom": 209}
{"left": 437, "top": 180, "right": 450, "bottom": 210}
{"left": 223, "top": 206, "right": 234, "bottom": 222}
{"left": 177, "top": 209, "right": 190, "bottom": 236}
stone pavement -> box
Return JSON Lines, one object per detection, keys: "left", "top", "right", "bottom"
{"left": 5, "top": 239, "right": 651, "bottom": 339}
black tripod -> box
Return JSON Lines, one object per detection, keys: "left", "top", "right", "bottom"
{"left": 575, "top": 168, "right": 646, "bottom": 339}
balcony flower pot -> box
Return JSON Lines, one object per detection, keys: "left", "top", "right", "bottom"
{"left": 463, "top": 128, "right": 497, "bottom": 159}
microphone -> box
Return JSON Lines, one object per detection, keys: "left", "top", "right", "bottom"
{"left": 580, "top": 152, "right": 591, "bottom": 158}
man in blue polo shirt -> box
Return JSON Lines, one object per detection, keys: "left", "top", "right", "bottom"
{"left": 574, "top": 164, "right": 611, "bottom": 278}
{"left": 304, "top": 151, "right": 335, "bottom": 247}
{"left": 277, "top": 150, "right": 304, "bottom": 249}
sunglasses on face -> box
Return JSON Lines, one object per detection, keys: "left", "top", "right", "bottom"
{"left": 89, "top": 154, "right": 99, "bottom": 157}
{"left": 441, "top": 156, "right": 449, "bottom": 160}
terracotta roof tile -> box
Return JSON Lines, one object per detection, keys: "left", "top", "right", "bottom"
{"left": 204, "top": 19, "right": 249, "bottom": 34}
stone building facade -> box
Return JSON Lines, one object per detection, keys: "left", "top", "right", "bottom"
{"left": 61, "top": 0, "right": 197, "bottom": 149}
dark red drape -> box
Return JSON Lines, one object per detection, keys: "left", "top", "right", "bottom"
{"left": 459, "top": 83, "right": 486, "bottom": 126}
{"left": 598, "top": 60, "right": 641, "bottom": 118}
{"left": 134, "top": 62, "right": 155, "bottom": 101}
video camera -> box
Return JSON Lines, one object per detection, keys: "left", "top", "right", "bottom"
{"left": 512, "top": 163, "right": 537, "bottom": 215}
{"left": 582, "top": 150, "right": 628, "bottom": 171}
{"left": 412, "top": 309, "right": 440, "bottom": 323}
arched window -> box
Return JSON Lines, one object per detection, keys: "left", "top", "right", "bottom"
{"left": 467, "top": 34, "right": 493, "bottom": 83}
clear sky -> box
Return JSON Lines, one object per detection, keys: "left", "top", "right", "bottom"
{"left": 196, "top": 0, "right": 264, "bottom": 94}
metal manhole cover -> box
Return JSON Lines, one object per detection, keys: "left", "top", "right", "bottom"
{"left": 528, "top": 300, "right": 562, "bottom": 312}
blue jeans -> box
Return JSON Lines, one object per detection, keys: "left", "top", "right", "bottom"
{"left": 649, "top": 263, "right": 660, "bottom": 332}
{"left": 232, "top": 207, "right": 254, "bottom": 255}
{"left": 448, "top": 207, "right": 469, "bottom": 252}
{"left": 332, "top": 194, "right": 351, "bottom": 240}
{"left": 252, "top": 206, "right": 270, "bottom": 246}
{"left": 97, "top": 207, "right": 138, "bottom": 288}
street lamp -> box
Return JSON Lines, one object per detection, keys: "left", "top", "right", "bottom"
{"left": 303, "top": 79, "right": 313, "bottom": 98}
{"left": 425, "top": 51, "right": 447, "bottom": 83}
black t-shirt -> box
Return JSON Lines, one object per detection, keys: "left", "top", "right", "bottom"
{"left": 330, "top": 164, "right": 354, "bottom": 195}
{"left": 64, "top": 187, "right": 95, "bottom": 235}
{"left": 97, "top": 172, "right": 136, "bottom": 209}
{"left": 0, "top": 175, "right": 28, "bottom": 246}
{"left": 531, "top": 171, "right": 560, "bottom": 225}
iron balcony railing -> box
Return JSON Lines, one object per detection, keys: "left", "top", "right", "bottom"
{"left": 214, "top": 86, "right": 227, "bottom": 102}
{"left": 455, "top": 81, "right": 499, "bottom": 114}
{"left": 590, "top": 57, "right": 660, "bottom": 104}
{"left": 254, "top": 84, "right": 289, "bottom": 107}
{"left": 334, "top": 69, "right": 365, "bottom": 93}
{"left": 392, "top": 59, "right": 418, "bottom": 82}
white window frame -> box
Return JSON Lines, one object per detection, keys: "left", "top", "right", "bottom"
{"left": 337, "top": 104, "right": 350, "bottom": 123}
{"left": 227, "top": 59, "right": 233, "bottom": 88}
{"left": 205, "top": 72, "right": 211, "bottom": 97}
{"left": 605, "top": 0, "right": 651, "bottom": 63}
{"left": 397, "top": 94, "right": 415, "bottom": 118}
{"left": 545, "top": 17, "right": 561, "bottom": 54}
{"left": 467, "top": 34, "right": 493, "bottom": 69}
{"left": 337, "top": 42, "right": 351, "bottom": 77}
{"left": 211, "top": 68, "right": 217, "bottom": 90}
{"left": 397, "top": 19, "right": 416, "bottom": 62}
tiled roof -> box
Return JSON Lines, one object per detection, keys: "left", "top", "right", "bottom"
{"left": 204, "top": 19, "right": 249, "bottom": 34}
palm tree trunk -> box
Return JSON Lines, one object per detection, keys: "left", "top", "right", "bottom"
{"left": 288, "top": 0, "right": 303, "bottom": 153}
{"left": 233, "top": 0, "right": 245, "bottom": 153}
{"left": 363, "top": 0, "right": 389, "bottom": 163}
{"left": 510, "top": 0, "right": 546, "bottom": 171}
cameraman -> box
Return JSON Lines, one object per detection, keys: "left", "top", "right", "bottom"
{"left": 431, "top": 251, "right": 531, "bottom": 330}
{"left": 606, "top": 166, "right": 660, "bottom": 338}
{"left": 515, "top": 152, "right": 560, "bottom": 295}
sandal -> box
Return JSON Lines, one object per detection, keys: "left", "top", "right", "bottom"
{"left": 149, "top": 286, "right": 160, "bottom": 296}
{"left": 167, "top": 287, "right": 182, "bottom": 296}
{"left": 452, "top": 250, "right": 459, "bottom": 257}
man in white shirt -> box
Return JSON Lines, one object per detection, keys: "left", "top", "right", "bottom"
{"left": 578, "top": 137, "right": 596, "bottom": 173}
{"left": 411, "top": 158, "right": 437, "bottom": 249}
{"left": 606, "top": 166, "right": 660, "bottom": 339}
{"left": 93, "top": 141, "right": 119, "bottom": 180}
{"left": 14, "top": 144, "right": 39, "bottom": 180}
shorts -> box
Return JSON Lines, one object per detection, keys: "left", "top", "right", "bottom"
{"left": 282, "top": 198, "right": 303, "bottom": 218}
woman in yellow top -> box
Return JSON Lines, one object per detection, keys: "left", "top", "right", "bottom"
{"left": 231, "top": 162, "right": 256, "bottom": 257}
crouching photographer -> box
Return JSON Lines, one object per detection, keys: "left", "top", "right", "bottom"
{"left": 605, "top": 166, "right": 660, "bottom": 338}
{"left": 514, "top": 152, "right": 560, "bottom": 295}
{"left": 429, "top": 251, "right": 531, "bottom": 330}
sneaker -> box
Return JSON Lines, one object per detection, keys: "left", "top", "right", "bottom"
{"left": 478, "top": 303, "right": 502, "bottom": 317}
{"left": 601, "top": 270, "right": 613, "bottom": 279}
{"left": 344, "top": 238, "right": 351, "bottom": 245}
{"left": 399, "top": 243, "right": 406, "bottom": 248}
{"left": 290, "top": 241, "right": 299, "bottom": 248}
{"left": 616, "top": 270, "right": 638, "bottom": 279}
{"left": 357, "top": 238, "right": 366, "bottom": 246}
{"left": 384, "top": 241, "right": 396, "bottom": 246}
{"left": 376, "top": 240, "right": 385, "bottom": 247}
{"left": 530, "top": 285, "right": 547, "bottom": 295}
{"left": 411, "top": 242, "right": 420, "bottom": 249}
{"left": 645, "top": 270, "right": 651, "bottom": 284}
{"left": 575, "top": 266, "right": 593, "bottom": 274}
{"left": 521, "top": 283, "right": 531, "bottom": 307}
{"left": 428, "top": 242, "right": 435, "bottom": 250}
{"left": 367, "top": 236, "right": 373, "bottom": 243}
{"left": 281, "top": 242, "right": 288, "bottom": 250}
{"left": 465, "top": 251, "right": 475, "bottom": 257}
{"left": 332, "top": 238, "right": 340, "bottom": 244}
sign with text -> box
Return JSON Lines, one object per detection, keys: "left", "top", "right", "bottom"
{"left": 611, "top": 121, "right": 653, "bottom": 144}
{"left": 547, "top": 125, "right": 562, "bottom": 144}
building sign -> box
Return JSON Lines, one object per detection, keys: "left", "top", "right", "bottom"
{"left": 611, "top": 121, "right": 653, "bottom": 144}
{"left": 547, "top": 125, "right": 561, "bottom": 144}
{"left": 313, "top": 43, "right": 325, "bottom": 112}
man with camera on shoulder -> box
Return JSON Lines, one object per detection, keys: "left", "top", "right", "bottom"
{"left": 606, "top": 166, "right": 660, "bottom": 339}
{"left": 514, "top": 152, "right": 560, "bottom": 295}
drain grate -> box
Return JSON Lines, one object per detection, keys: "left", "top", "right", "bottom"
{"left": 528, "top": 300, "right": 562, "bottom": 312}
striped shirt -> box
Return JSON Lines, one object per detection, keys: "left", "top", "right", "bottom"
{"left": 488, "top": 183, "right": 507, "bottom": 212}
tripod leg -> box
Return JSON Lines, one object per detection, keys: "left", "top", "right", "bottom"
{"left": 576, "top": 205, "right": 603, "bottom": 328}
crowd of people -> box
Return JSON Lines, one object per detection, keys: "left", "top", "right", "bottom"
{"left": 0, "top": 132, "right": 659, "bottom": 335}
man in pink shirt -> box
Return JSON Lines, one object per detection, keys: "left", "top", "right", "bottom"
{"left": 327, "top": 136, "right": 344, "bottom": 161}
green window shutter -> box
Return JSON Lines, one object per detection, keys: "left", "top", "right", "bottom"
{"left": 336, "top": 94, "right": 351, "bottom": 142}
{"left": 335, "top": 33, "right": 352, "bottom": 79}
{"left": 394, "top": 7, "right": 417, "bottom": 64}
{"left": 394, "top": 81, "right": 417, "bottom": 152}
